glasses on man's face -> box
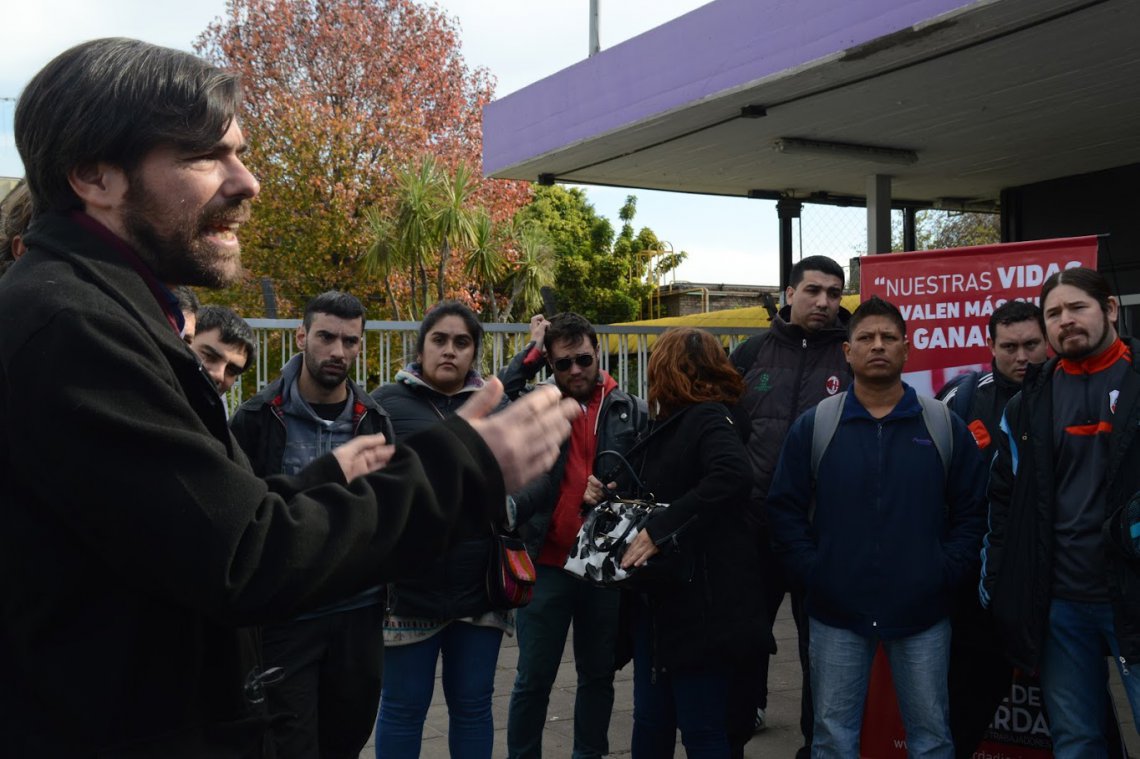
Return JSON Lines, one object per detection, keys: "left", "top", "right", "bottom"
{"left": 552, "top": 353, "right": 595, "bottom": 372}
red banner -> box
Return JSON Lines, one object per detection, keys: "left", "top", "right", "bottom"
{"left": 859, "top": 236, "right": 1099, "bottom": 376}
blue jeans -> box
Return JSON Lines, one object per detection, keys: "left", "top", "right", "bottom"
{"left": 1039, "top": 599, "right": 1140, "bottom": 758}
{"left": 631, "top": 605, "right": 729, "bottom": 758}
{"left": 507, "top": 565, "right": 620, "bottom": 759}
{"left": 809, "top": 617, "right": 952, "bottom": 759}
{"left": 375, "top": 621, "right": 504, "bottom": 759}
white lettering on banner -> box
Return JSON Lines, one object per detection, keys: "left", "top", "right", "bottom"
{"left": 990, "top": 706, "right": 1049, "bottom": 736}
{"left": 996, "top": 260, "right": 1084, "bottom": 289}
{"left": 899, "top": 302, "right": 961, "bottom": 321}
{"left": 912, "top": 325, "right": 987, "bottom": 351}
{"left": 879, "top": 272, "right": 993, "bottom": 298}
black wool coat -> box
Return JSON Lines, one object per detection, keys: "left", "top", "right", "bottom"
{"left": 622, "top": 402, "right": 772, "bottom": 674}
{"left": 0, "top": 212, "right": 507, "bottom": 757}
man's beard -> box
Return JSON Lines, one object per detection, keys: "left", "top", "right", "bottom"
{"left": 306, "top": 351, "right": 349, "bottom": 391}
{"left": 1057, "top": 312, "right": 1112, "bottom": 360}
{"left": 559, "top": 370, "right": 599, "bottom": 403}
{"left": 121, "top": 178, "right": 249, "bottom": 288}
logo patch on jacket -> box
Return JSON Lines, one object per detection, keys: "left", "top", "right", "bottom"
{"left": 754, "top": 372, "right": 773, "bottom": 392}
{"left": 826, "top": 375, "right": 840, "bottom": 395}
{"left": 1110, "top": 389, "right": 1120, "bottom": 414}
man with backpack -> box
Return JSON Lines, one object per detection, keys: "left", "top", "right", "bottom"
{"left": 937, "top": 299, "right": 1048, "bottom": 757}
{"left": 767, "top": 296, "right": 987, "bottom": 758}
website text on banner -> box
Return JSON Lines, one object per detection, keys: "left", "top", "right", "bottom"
{"left": 859, "top": 236, "right": 1099, "bottom": 396}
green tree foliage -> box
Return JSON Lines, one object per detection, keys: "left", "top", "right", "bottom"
{"left": 894, "top": 210, "right": 1001, "bottom": 251}
{"left": 516, "top": 187, "right": 686, "bottom": 323}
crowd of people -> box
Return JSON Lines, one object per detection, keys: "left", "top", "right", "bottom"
{"left": 4, "top": 36, "right": 1140, "bottom": 759}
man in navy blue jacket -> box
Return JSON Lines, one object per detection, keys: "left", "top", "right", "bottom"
{"left": 767, "top": 296, "right": 986, "bottom": 758}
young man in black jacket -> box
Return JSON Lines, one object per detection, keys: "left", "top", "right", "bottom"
{"left": 983, "top": 268, "right": 1140, "bottom": 757}
{"left": 230, "top": 291, "right": 394, "bottom": 759}
{"left": 0, "top": 38, "right": 577, "bottom": 757}
{"left": 937, "top": 300, "right": 1047, "bottom": 758}
{"left": 728, "top": 254, "right": 851, "bottom": 758}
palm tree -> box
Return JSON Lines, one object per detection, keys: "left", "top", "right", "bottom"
{"left": 434, "top": 162, "right": 478, "bottom": 302}
{"left": 503, "top": 222, "right": 555, "bottom": 320}
{"left": 392, "top": 156, "right": 439, "bottom": 315}
{"left": 463, "top": 209, "right": 505, "bottom": 321}
{"left": 363, "top": 207, "right": 406, "bottom": 320}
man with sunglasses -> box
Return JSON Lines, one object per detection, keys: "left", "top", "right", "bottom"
{"left": 501, "top": 312, "right": 647, "bottom": 759}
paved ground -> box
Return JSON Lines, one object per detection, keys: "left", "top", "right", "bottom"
{"left": 360, "top": 596, "right": 1140, "bottom": 757}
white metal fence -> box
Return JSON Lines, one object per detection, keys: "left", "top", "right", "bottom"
{"left": 226, "top": 320, "right": 767, "bottom": 408}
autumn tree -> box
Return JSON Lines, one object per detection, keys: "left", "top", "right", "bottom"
{"left": 195, "top": 0, "right": 530, "bottom": 318}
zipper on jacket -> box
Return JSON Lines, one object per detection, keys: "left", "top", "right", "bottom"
{"left": 787, "top": 338, "right": 808, "bottom": 417}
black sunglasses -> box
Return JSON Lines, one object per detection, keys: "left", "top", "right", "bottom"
{"left": 552, "top": 353, "right": 595, "bottom": 372}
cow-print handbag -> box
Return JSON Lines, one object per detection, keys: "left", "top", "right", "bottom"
{"left": 563, "top": 448, "right": 687, "bottom": 589}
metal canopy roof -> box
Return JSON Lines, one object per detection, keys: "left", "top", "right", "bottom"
{"left": 483, "top": 0, "right": 1140, "bottom": 208}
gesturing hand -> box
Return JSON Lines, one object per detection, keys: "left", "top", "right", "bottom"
{"left": 459, "top": 377, "right": 579, "bottom": 493}
{"left": 333, "top": 434, "right": 395, "bottom": 482}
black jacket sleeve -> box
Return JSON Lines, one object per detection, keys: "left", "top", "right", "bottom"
{"left": 498, "top": 343, "right": 546, "bottom": 400}
{"left": 6, "top": 305, "right": 507, "bottom": 623}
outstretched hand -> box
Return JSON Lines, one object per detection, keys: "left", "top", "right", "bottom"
{"left": 459, "top": 377, "right": 579, "bottom": 492}
{"left": 333, "top": 434, "right": 395, "bottom": 482}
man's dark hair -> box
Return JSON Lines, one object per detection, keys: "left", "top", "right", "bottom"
{"left": 303, "top": 291, "right": 365, "bottom": 330}
{"left": 173, "top": 286, "right": 200, "bottom": 317}
{"left": 988, "top": 300, "right": 1044, "bottom": 341}
{"left": 848, "top": 296, "right": 906, "bottom": 338}
{"left": 15, "top": 38, "right": 242, "bottom": 214}
{"left": 0, "top": 181, "right": 33, "bottom": 276}
{"left": 789, "top": 255, "right": 845, "bottom": 289}
{"left": 1040, "top": 267, "right": 1113, "bottom": 315}
{"left": 196, "top": 305, "right": 255, "bottom": 368}
{"left": 543, "top": 312, "right": 598, "bottom": 355}
{"left": 416, "top": 300, "right": 483, "bottom": 356}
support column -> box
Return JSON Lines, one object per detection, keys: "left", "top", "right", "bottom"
{"left": 866, "top": 174, "right": 892, "bottom": 254}
{"left": 903, "top": 206, "right": 917, "bottom": 252}
{"left": 777, "top": 197, "right": 802, "bottom": 296}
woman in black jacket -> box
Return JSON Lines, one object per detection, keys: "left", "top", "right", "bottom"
{"left": 619, "top": 328, "right": 767, "bottom": 758}
{"left": 371, "top": 301, "right": 510, "bottom": 759}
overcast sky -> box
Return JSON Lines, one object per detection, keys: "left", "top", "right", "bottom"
{"left": 0, "top": 0, "right": 826, "bottom": 286}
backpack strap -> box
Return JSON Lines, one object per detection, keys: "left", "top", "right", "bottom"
{"left": 812, "top": 391, "right": 952, "bottom": 478}
{"left": 810, "top": 392, "right": 846, "bottom": 479}
{"left": 810, "top": 391, "right": 954, "bottom": 522}
{"left": 917, "top": 394, "right": 953, "bottom": 478}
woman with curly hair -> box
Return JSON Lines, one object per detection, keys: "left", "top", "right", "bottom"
{"left": 619, "top": 327, "right": 769, "bottom": 758}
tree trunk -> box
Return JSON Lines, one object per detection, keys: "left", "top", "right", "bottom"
{"left": 436, "top": 239, "right": 450, "bottom": 302}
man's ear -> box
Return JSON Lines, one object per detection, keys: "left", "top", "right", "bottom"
{"left": 67, "top": 162, "right": 128, "bottom": 213}
{"left": 295, "top": 325, "right": 307, "bottom": 351}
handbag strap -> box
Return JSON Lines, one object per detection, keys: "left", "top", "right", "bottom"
{"left": 597, "top": 405, "right": 694, "bottom": 500}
